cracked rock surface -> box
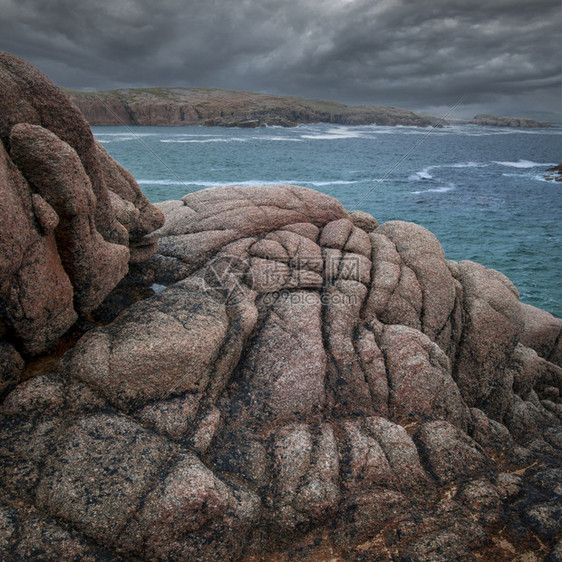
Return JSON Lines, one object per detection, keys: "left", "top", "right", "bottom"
{"left": 2, "top": 181, "right": 561, "bottom": 560}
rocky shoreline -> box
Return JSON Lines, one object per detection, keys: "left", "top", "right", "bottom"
{"left": 545, "top": 163, "right": 562, "bottom": 182}
{"left": 1, "top": 52, "right": 561, "bottom": 561}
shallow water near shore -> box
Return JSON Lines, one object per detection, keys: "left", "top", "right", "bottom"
{"left": 94, "top": 123, "right": 562, "bottom": 318}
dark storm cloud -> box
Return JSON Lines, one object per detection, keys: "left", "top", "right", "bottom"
{"left": 0, "top": 0, "right": 559, "bottom": 115}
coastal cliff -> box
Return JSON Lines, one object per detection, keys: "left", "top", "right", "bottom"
{"left": 67, "top": 88, "right": 442, "bottom": 128}
{"left": 67, "top": 90, "right": 551, "bottom": 129}
{"left": 1, "top": 53, "right": 561, "bottom": 561}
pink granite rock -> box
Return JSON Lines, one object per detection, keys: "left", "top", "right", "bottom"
{"left": 375, "top": 220, "right": 458, "bottom": 349}
{"left": 520, "top": 302, "right": 562, "bottom": 367}
{"left": 0, "top": 52, "right": 121, "bottom": 243}
{"left": 9, "top": 123, "right": 130, "bottom": 313}
{"left": 452, "top": 260, "right": 525, "bottom": 419}
{"left": 2, "top": 181, "right": 561, "bottom": 560}
{"left": 1, "top": 85, "right": 561, "bottom": 560}
{"left": 0, "top": 52, "right": 164, "bottom": 357}
{"left": 96, "top": 141, "right": 164, "bottom": 262}
{"left": 376, "top": 324, "right": 469, "bottom": 429}
{"left": 0, "top": 142, "right": 76, "bottom": 355}
{"left": 414, "top": 420, "right": 493, "bottom": 484}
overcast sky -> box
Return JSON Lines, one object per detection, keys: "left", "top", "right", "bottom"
{"left": 0, "top": 0, "right": 560, "bottom": 118}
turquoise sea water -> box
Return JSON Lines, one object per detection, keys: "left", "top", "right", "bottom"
{"left": 94, "top": 123, "right": 562, "bottom": 318}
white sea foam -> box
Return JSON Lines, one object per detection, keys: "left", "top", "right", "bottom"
{"left": 160, "top": 138, "right": 247, "bottom": 143}
{"left": 452, "top": 127, "right": 520, "bottom": 137}
{"left": 532, "top": 175, "right": 552, "bottom": 183}
{"left": 493, "top": 160, "right": 554, "bottom": 168}
{"left": 144, "top": 179, "right": 285, "bottom": 188}
{"left": 98, "top": 137, "right": 138, "bottom": 143}
{"left": 300, "top": 127, "right": 365, "bottom": 140}
{"left": 137, "top": 179, "right": 188, "bottom": 185}
{"left": 409, "top": 167, "right": 434, "bottom": 180}
{"left": 140, "top": 179, "right": 233, "bottom": 187}
{"left": 448, "top": 161, "right": 487, "bottom": 168}
{"left": 94, "top": 132, "right": 158, "bottom": 137}
{"left": 411, "top": 186, "right": 454, "bottom": 194}
{"left": 501, "top": 173, "right": 555, "bottom": 183}
{"left": 138, "top": 178, "right": 359, "bottom": 188}
{"left": 408, "top": 161, "right": 487, "bottom": 181}
{"left": 302, "top": 180, "right": 359, "bottom": 186}
{"left": 258, "top": 136, "right": 303, "bottom": 142}
{"left": 160, "top": 134, "right": 302, "bottom": 143}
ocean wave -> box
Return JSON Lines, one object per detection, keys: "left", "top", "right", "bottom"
{"left": 448, "top": 161, "right": 488, "bottom": 168}
{"left": 257, "top": 136, "right": 303, "bottom": 142}
{"left": 144, "top": 179, "right": 239, "bottom": 188}
{"left": 137, "top": 178, "right": 360, "bottom": 188}
{"left": 137, "top": 179, "right": 190, "bottom": 185}
{"left": 157, "top": 134, "right": 303, "bottom": 143}
{"left": 300, "top": 127, "right": 366, "bottom": 140}
{"left": 493, "top": 159, "right": 555, "bottom": 168}
{"left": 301, "top": 180, "right": 359, "bottom": 186}
{"left": 408, "top": 161, "right": 487, "bottom": 181}
{"left": 449, "top": 127, "right": 525, "bottom": 137}
{"left": 501, "top": 173, "right": 556, "bottom": 184}
{"left": 94, "top": 132, "right": 158, "bottom": 137}
{"left": 160, "top": 138, "right": 247, "bottom": 144}
{"left": 411, "top": 186, "right": 455, "bottom": 194}
{"left": 450, "top": 126, "right": 559, "bottom": 137}
{"left": 409, "top": 167, "right": 434, "bottom": 180}
{"left": 539, "top": 174, "right": 561, "bottom": 183}
{"left": 98, "top": 137, "right": 139, "bottom": 143}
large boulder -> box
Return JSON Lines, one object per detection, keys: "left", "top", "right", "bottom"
{"left": 520, "top": 302, "right": 562, "bottom": 367}
{"left": 9, "top": 123, "right": 129, "bottom": 314}
{"left": 0, "top": 141, "right": 76, "bottom": 355}
{"left": 0, "top": 52, "right": 164, "bottom": 358}
{"left": 450, "top": 260, "right": 525, "bottom": 420}
{"left": 1, "top": 181, "right": 560, "bottom": 560}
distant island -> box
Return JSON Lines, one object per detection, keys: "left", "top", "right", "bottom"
{"left": 468, "top": 114, "right": 549, "bottom": 128}
{"left": 66, "top": 87, "right": 550, "bottom": 129}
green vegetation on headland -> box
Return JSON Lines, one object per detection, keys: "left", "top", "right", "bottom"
{"left": 65, "top": 87, "right": 551, "bottom": 128}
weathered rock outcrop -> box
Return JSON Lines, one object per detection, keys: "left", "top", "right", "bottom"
{"left": 67, "top": 88, "right": 442, "bottom": 128}
{"left": 0, "top": 52, "right": 164, "bottom": 367}
{"left": 545, "top": 163, "right": 562, "bottom": 182}
{"left": 1, "top": 54, "right": 561, "bottom": 560}
{"left": 1, "top": 181, "right": 561, "bottom": 560}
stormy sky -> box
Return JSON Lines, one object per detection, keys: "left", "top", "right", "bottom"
{"left": 0, "top": 0, "right": 560, "bottom": 117}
